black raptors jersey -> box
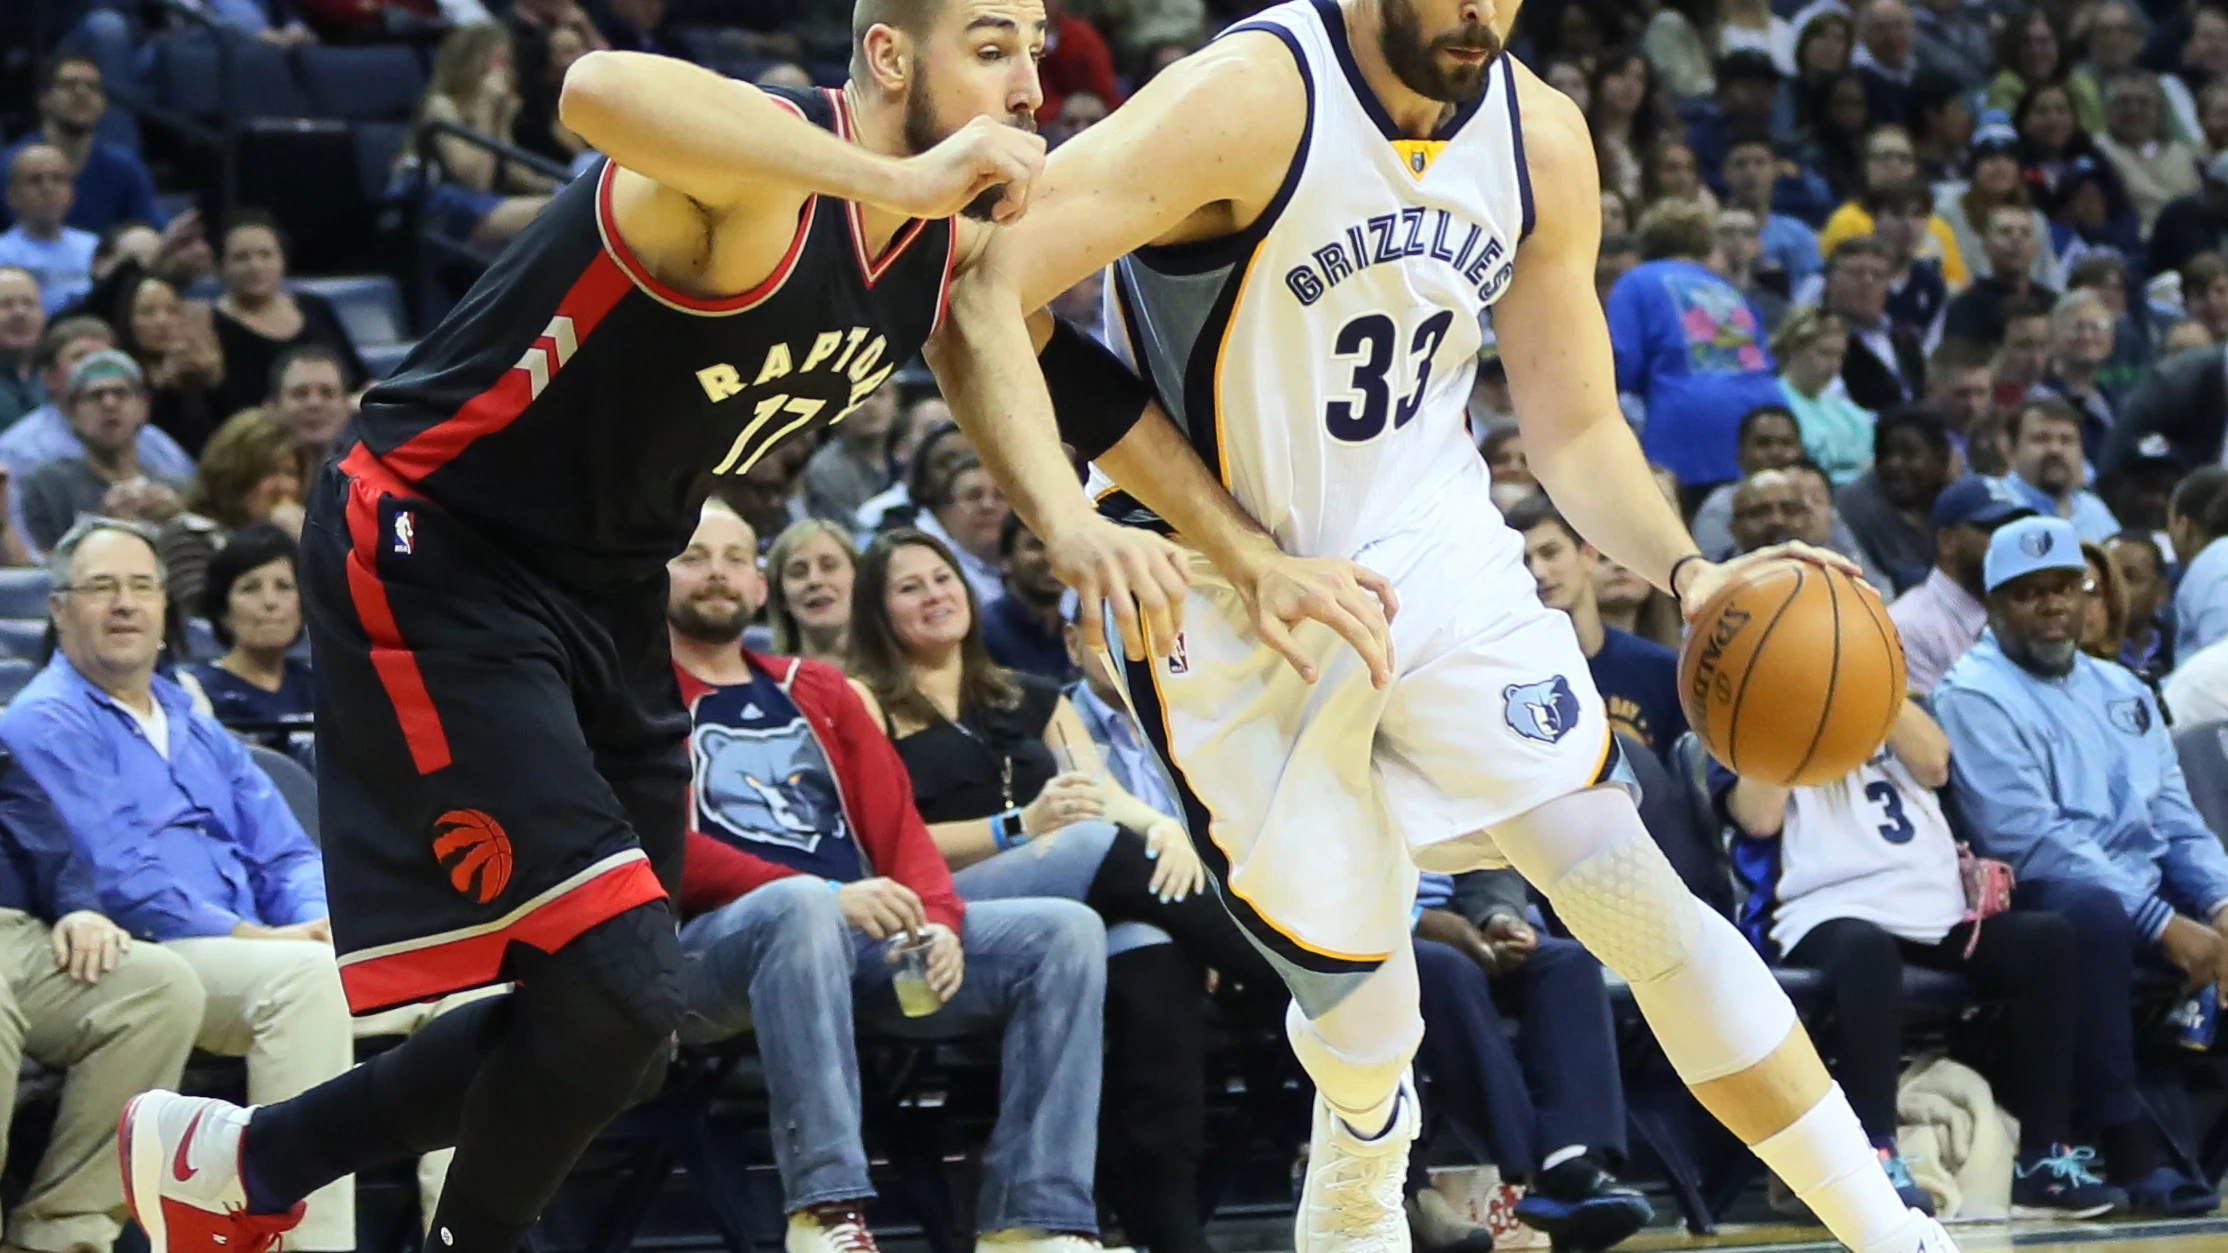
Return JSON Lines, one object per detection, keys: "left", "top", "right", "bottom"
{"left": 354, "top": 86, "right": 955, "bottom": 590}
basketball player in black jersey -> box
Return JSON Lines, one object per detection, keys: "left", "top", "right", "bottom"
{"left": 113, "top": 5, "right": 1188, "bottom": 1252}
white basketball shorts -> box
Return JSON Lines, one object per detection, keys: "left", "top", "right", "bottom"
{"left": 1117, "top": 503, "right": 1625, "bottom": 1005}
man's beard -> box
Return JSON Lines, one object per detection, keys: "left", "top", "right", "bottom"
{"left": 1379, "top": 0, "right": 1499, "bottom": 105}
{"left": 669, "top": 592, "right": 750, "bottom": 645}
{"left": 2001, "top": 628, "right": 2078, "bottom": 678}
{"left": 903, "top": 75, "right": 1031, "bottom": 221}
{"left": 2033, "top": 456, "right": 2074, "bottom": 494}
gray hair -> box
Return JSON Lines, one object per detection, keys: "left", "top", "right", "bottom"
{"left": 47, "top": 516, "right": 166, "bottom": 594}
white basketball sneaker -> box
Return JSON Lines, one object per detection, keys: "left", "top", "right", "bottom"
{"left": 118, "top": 1091, "right": 303, "bottom": 1253}
{"left": 1296, "top": 1073, "right": 1420, "bottom": 1253}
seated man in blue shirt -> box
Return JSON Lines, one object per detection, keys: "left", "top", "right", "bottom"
{"left": 1412, "top": 870, "right": 1651, "bottom": 1250}
{"left": 0, "top": 754, "right": 204, "bottom": 1253}
{"left": 0, "top": 147, "right": 97, "bottom": 316}
{"left": 980, "top": 511, "right": 1073, "bottom": 682}
{"left": 1507, "top": 495, "right": 1686, "bottom": 760}
{"left": 0, "top": 518, "right": 359, "bottom": 1251}
{"left": 1936, "top": 515, "right": 2228, "bottom": 1216}
{"left": 0, "top": 57, "right": 158, "bottom": 236}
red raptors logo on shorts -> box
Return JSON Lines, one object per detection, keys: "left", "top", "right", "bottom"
{"left": 432, "top": 809, "right": 513, "bottom": 904}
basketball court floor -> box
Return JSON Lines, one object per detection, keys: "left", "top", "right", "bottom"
{"left": 1619, "top": 1217, "right": 2228, "bottom": 1252}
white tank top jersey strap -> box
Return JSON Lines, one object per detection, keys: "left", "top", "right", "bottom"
{"left": 1089, "top": 0, "right": 1532, "bottom": 563}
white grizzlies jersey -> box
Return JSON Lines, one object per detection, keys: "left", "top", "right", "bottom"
{"left": 1732, "top": 749, "right": 1966, "bottom": 957}
{"left": 1091, "top": 0, "right": 1530, "bottom": 560}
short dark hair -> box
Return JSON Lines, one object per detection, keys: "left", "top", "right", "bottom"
{"left": 2107, "top": 529, "right": 2164, "bottom": 569}
{"left": 1874, "top": 405, "right": 1950, "bottom": 459}
{"left": 2010, "top": 395, "right": 2084, "bottom": 442}
{"left": 1504, "top": 492, "right": 1580, "bottom": 546}
{"left": 2173, "top": 466, "right": 2228, "bottom": 540}
{"left": 2183, "top": 250, "right": 2228, "bottom": 295}
{"left": 1861, "top": 178, "right": 1932, "bottom": 217}
{"left": 1928, "top": 336, "right": 1994, "bottom": 373}
{"left": 927, "top": 452, "right": 985, "bottom": 508}
{"left": 221, "top": 207, "right": 292, "bottom": 259}
{"left": 1737, "top": 403, "right": 1798, "bottom": 444}
{"left": 37, "top": 54, "right": 98, "bottom": 96}
{"left": 267, "top": 343, "right": 346, "bottom": 405}
{"left": 2065, "top": 252, "right": 2129, "bottom": 291}
{"left": 200, "top": 523, "right": 301, "bottom": 650}
{"left": 1723, "top": 129, "right": 1776, "bottom": 163}
{"left": 1999, "top": 292, "right": 2056, "bottom": 325}
{"left": 31, "top": 315, "right": 112, "bottom": 373}
{"left": 1783, "top": 457, "right": 1830, "bottom": 485}
{"left": 997, "top": 507, "right": 1036, "bottom": 558}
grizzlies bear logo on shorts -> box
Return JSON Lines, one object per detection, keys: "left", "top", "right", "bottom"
{"left": 1504, "top": 676, "right": 1581, "bottom": 744}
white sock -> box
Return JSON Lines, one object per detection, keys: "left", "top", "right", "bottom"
{"left": 1751, "top": 1087, "right": 1915, "bottom": 1253}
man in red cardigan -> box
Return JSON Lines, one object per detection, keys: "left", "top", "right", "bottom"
{"left": 669, "top": 501, "right": 1110, "bottom": 1253}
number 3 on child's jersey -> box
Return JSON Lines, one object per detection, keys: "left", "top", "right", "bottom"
{"left": 1324, "top": 310, "right": 1455, "bottom": 442}
{"left": 1864, "top": 780, "right": 1917, "bottom": 844}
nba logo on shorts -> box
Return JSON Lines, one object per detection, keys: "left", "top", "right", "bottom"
{"left": 1503, "top": 676, "right": 1580, "bottom": 744}
{"left": 1166, "top": 632, "right": 1189, "bottom": 675}
{"left": 393, "top": 511, "right": 416, "bottom": 556}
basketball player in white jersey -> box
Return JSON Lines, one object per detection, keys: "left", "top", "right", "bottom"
{"left": 927, "top": 0, "right": 1962, "bottom": 1251}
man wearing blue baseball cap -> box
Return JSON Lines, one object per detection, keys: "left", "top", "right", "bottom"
{"left": 1889, "top": 475, "right": 2036, "bottom": 694}
{"left": 1935, "top": 515, "right": 2228, "bottom": 1215}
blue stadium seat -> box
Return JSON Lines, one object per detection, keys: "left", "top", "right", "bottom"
{"left": 0, "top": 620, "right": 45, "bottom": 661}
{"left": 361, "top": 342, "right": 417, "bottom": 378}
{"left": 184, "top": 618, "right": 221, "bottom": 661}
{"left": 153, "top": 33, "right": 308, "bottom": 121}
{"left": 2175, "top": 720, "right": 2228, "bottom": 845}
{"left": 296, "top": 44, "right": 425, "bottom": 122}
{"left": 293, "top": 275, "right": 406, "bottom": 347}
{"left": 353, "top": 121, "right": 409, "bottom": 205}
{"left": 0, "top": 658, "right": 35, "bottom": 705}
{"left": 250, "top": 744, "right": 319, "bottom": 843}
{"left": 0, "top": 568, "right": 50, "bottom": 620}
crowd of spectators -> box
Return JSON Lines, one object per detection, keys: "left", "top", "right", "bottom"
{"left": 6, "top": 0, "right": 2228, "bottom": 1248}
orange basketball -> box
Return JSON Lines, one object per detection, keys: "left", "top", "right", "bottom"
{"left": 1677, "top": 559, "right": 1906, "bottom": 787}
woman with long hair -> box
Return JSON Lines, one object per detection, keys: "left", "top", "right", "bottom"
{"left": 112, "top": 272, "right": 226, "bottom": 457}
{"left": 2080, "top": 540, "right": 2130, "bottom": 662}
{"left": 1801, "top": 70, "right": 1877, "bottom": 202}
{"left": 400, "top": 23, "right": 556, "bottom": 249}
{"left": 159, "top": 406, "right": 306, "bottom": 613}
{"left": 1587, "top": 48, "right": 1660, "bottom": 201}
{"left": 1987, "top": 8, "right": 2101, "bottom": 125}
{"left": 847, "top": 528, "right": 1278, "bottom": 1253}
{"left": 764, "top": 518, "right": 857, "bottom": 668}
{"left": 208, "top": 211, "right": 367, "bottom": 421}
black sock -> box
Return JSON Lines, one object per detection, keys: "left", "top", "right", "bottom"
{"left": 2101, "top": 1118, "right": 2165, "bottom": 1183}
{"left": 422, "top": 1195, "right": 531, "bottom": 1253}
{"left": 242, "top": 995, "right": 512, "bottom": 1213}
{"left": 1530, "top": 1155, "right": 1602, "bottom": 1200}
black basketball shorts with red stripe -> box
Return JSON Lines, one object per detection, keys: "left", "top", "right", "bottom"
{"left": 300, "top": 448, "right": 688, "bottom": 1014}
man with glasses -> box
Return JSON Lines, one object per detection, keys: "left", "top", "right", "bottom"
{"left": 1935, "top": 515, "right": 2228, "bottom": 1216}
{"left": 0, "top": 57, "right": 158, "bottom": 236}
{"left": 0, "top": 516, "right": 364, "bottom": 1249}
{"left": 0, "top": 148, "right": 96, "bottom": 316}
{"left": 15, "top": 351, "right": 184, "bottom": 556}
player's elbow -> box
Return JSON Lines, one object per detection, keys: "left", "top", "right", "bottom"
{"left": 558, "top": 51, "right": 626, "bottom": 136}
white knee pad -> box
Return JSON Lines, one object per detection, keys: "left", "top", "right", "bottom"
{"left": 1544, "top": 829, "right": 1796, "bottom": 1084}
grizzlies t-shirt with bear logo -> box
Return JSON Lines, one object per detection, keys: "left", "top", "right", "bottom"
{"left": 687, "top": 670, "right": 861, "bottom": 882}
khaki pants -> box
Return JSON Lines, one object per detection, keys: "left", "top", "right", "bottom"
{"left": 0, "top": 911, "right": 203, "bottom": 1253}
{"left": 164, "top": 939, "right": 353, "bottom": 1252}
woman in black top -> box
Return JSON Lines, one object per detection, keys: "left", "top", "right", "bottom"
{"left": 209, "top": 211, "right": 367, "bottom": 423}
{"left": 848, "top": 529, "right": 1278, "bottom": 1253}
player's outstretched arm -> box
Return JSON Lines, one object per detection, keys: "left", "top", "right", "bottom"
{"left": 1491, "top": 68, "right": 1856, "bottom": 618}
{"left": 561, "top": 52, "right": 1042, "bottom": 220}
{"left": 934, "top": 42, "right": 1398, "bottom": 683}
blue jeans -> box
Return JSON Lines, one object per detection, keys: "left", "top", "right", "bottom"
{"left": 949, "top": 821, "right": 1173, "bottom": 955}
{"left": 678, "top": 876, "right": 1108, "bottom": 1231}
{"left": 1414, "top": 937, "right": 1628, "bottom": 1177}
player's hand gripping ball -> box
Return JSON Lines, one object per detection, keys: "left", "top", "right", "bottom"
{"left": 1678, "top": 558, "right": 1907, "bottom": 786}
